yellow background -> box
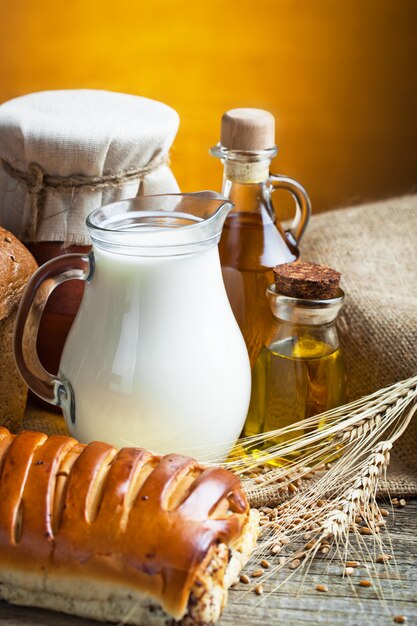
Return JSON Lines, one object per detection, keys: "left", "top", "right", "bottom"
{"left": 1, "top": 0, "right": 416, "bottom": 218}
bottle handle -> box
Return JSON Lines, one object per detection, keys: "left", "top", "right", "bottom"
{"left": 269, "top": 174, "right": 312, "bottom": 244}
{"left": 14, "top": 253, "right": 93, "bottom": 417}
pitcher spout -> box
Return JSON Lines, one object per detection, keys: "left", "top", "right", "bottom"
{"left": 86, "top": 192, "right": 234, "bottom": 256}
{"left": 186, "top": 189, "right": 234, "bottom": 226}
{"left": 165, "top": 190, "right": 233, "bottom": 223}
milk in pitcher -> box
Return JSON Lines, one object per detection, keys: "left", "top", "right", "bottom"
{"left": 59, "top": 244, "right": 250, "bottom": 458}
{"left": 15, "top": 193, "right": 251, "bottom": 460}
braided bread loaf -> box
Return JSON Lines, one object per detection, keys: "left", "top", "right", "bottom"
{"left": 0, "top": 427, "right": 259, "bottom": 625}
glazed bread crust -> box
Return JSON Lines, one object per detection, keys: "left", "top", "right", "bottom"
{"left": 0, "top": 427, "right": 259, "bottom": 624}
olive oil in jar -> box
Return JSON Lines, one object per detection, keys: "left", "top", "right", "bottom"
{"left": 244, "top": 336, "right": 346, "bottom": 450}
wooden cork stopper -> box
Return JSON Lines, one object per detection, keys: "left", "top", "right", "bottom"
{"left": 274, "top": 261, "right": 341, "bottom": 300}
{"left": 220, "top": 108, "right": 275, "bottom": 151}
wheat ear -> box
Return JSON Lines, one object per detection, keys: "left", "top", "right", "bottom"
{"left": 235, "top": 382, "right": 416, "bottom": 617}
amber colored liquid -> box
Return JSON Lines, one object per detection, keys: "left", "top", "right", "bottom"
{"left": 243, "top": 336, "right": 346, "bottom": 461}
{"left": 219, "top": 210, "right": 297, "bottom": 366}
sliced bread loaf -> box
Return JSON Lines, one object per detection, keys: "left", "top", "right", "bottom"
{"left": 0, "top": 227, "right": 37, "bottom": 430}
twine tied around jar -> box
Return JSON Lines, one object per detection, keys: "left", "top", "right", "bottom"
{"left": 0, "top": 154, "right": 169, "bottom": 240}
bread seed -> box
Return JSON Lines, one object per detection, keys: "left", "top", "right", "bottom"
{"left": 316, "top": 584, "right": 328, "bottom": 592}
{"left": 289, "top": 559, "right": 301, "bottom": 569}
{"left": 380, "top": 508, "right": 389, "bottom": 517}
{"left": 360, "top": 527, "right": 373, "bottom": 535}
{"left": 240, "top": 574, "right": 250, "bottom": 584}
{"left": 271, "top": 544, "right": 281, "bottom": 555}
{"left": 251, "top": 569, "right": 264, "bottom": 578}
{"left": 254, "top": 583, "right": 264, "bottom": 595}
{"left": 261, "top": 559, "right": 270, "bottom": 568}
{"left": 346, "top": 560, "right": 360, "bottom": 568}
{"left": 393, "top": 616, "right": 407, "bottom": 624}
{"left": 399, "top": 499, "right": 407, "bottom": 507}
{"left": 359, "top": 580, "right": 372, "bottom": 587}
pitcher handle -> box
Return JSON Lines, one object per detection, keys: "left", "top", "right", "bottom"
{"left": 14, "top": 253, "right": 93, "bottom": 414}
{"left": 269, "top": 174, "right": 312, "bottom": 244}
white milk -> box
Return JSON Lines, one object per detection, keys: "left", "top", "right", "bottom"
{"left": 59, "top": 244, "right": 251, "bottom": 460}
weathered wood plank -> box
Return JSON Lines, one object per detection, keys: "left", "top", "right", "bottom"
{"left": 0, "top": 501, "right": 416, "bottom": 626}
{"left": 221, "top": 499, "right": 417, "bottom": 626}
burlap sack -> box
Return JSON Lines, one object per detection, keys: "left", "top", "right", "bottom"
{"left": 300, "top": 193, "right": 417, "bottom": 497}
{"left": 23, "top": 194, "right": 417, "bottom": 497}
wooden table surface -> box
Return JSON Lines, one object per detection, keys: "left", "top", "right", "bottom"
{"left": 0, "top": 500, "right": 416, "bottom": 626}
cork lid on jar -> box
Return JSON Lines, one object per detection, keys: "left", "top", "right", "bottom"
{"left": 274, "top": 261, "right": 342, "bottom": 300}
{"left": 220, "top": 108, "right": 275, "bottom": 151}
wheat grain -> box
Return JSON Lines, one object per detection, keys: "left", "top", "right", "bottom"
{"left": 254, "top": 584, "right": 264, "bottom": 595}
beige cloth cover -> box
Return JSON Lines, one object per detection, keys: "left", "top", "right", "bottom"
{"left": 23, "top": 194, "right": 417, "bottom": 498}
{"left": 0, "top": 90, "right": 180, "bottom": 245}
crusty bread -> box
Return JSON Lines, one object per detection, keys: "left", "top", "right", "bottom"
{"left": 0, "top": 227, "right": 37, "bottom": 430}
{"left": 0, "top": 427, "right": 259, "bottom": 625}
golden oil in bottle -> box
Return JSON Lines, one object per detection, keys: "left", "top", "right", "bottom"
{"left": 219, "top": 209, "right": 298, "bottom": 367}
{"left": 210, "top": 108, "right": 311, "bottom": 367}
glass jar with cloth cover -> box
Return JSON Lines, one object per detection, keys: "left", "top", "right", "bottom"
{"left": 0, "top": 89, "right": 180, "bottom": 375}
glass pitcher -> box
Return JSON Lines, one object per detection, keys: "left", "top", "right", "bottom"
{"left": 14, "top": 193, "right": 251, "bottom": 460}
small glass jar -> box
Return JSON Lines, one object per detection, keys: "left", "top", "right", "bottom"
{"left": 243, "top": 284, "right": 347, "bottom": 456}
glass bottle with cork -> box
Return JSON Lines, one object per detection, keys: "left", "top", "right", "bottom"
{"left": 210, "top": 108, "right": 311, "bottom": 366}
{"left": 243, "top": 261, "right": 347, "bottom": 461}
